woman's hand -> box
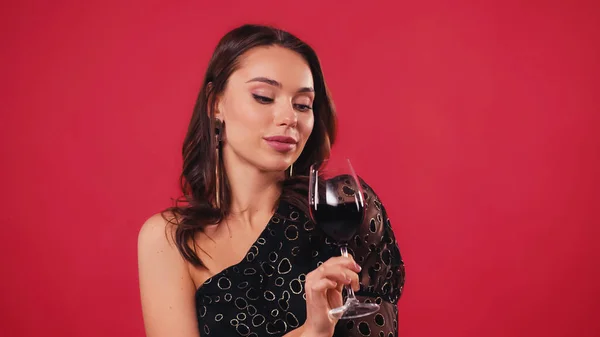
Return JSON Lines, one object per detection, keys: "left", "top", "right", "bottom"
{"left": 301, "top": 256, "right": 361, "bottom": 337}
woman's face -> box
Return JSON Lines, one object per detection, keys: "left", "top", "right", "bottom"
{"left": 215, "top": 45, "right": 315, "bottom": 173}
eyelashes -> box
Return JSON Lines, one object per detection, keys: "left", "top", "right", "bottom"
{"left": 252, "top": 94, "right": 274, "bottom": 104}
{"left": 294, "top": 104, "right": 312, "bottom": 112}
{"left": 252, "top": 94, "right": 313, "bottom": 112}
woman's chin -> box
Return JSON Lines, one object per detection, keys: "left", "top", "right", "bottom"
{"left": 255, "top": 162, "right": 292, "bottom": 174}
{"left": 256, "top": 155, "right": 294, "bottom": 172}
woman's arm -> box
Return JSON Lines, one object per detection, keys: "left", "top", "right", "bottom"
{"left": 138, "top": 213, "right": 201, "bottom": 337}
{"left": 334, "top": 178, "right": 406, "bottom": 336}
{"left": 355, "top": 178, "right": 406, "bottom": 302}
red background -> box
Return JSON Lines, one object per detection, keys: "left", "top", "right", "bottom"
{"left": 1, "top": 1, "right": 599, "bottom": 336}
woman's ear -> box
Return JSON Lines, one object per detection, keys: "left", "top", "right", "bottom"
{"left": 206, "top": 82, "right": 225, "bottom": 120}
{"left": 214, "top": 98, "right": 224, "bottom": 120}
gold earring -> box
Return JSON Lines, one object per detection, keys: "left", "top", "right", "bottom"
{"left": 215, "top": 119, "right": 223, "bottom": 208}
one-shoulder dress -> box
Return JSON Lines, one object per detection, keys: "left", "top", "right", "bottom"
{"left": 195, "top": 179, "right": 406, "bottom": 337}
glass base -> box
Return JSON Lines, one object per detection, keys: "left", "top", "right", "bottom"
{"left": 329, "top": 298, "right": 380, "bottom": 320}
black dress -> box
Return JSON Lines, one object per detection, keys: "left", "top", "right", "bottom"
{"left": 195, "top": 180, "right": 406, "bottom": 337}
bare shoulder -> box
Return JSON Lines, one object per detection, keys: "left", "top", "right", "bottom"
{"left": 138, "top": 212, "right": 178, "bottom": 248}
{"left": 137, "top": 211, "right": 184, "bottom": 267}
{"left": 137, "top": 212, "right": 200, "bottom": 337}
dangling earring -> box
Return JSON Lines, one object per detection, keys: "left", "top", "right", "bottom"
{"left": 214, "top": 118, "right": 224, "bottom": 208}
{"left": 288, "top": 162, "right": 294, "bottom": 177}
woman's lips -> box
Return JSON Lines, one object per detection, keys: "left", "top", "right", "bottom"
{"left": 264, "top": 136, "right": 297, "bottom": 153}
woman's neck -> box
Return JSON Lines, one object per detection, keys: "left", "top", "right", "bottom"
{"left": 222, "top": 153, "right": 284, "bottom": 228}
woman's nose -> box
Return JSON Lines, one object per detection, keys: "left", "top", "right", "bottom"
{"left": 275, "top": 103, "right": 298, "bottom": 127}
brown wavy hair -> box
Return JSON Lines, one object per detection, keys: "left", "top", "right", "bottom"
{"left": 163, "top": 24, "right": 338, "bottom": 266}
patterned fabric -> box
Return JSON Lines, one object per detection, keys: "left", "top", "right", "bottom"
{"left": 195, "top": 179, "right": 406, "bottom": 337}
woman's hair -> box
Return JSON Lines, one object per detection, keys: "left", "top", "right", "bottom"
{"left": 163, "top": 24, "right": 338, "bottom": 266}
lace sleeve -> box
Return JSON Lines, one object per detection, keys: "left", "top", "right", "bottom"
{"left": 332, "top": 177, "right": 406, "bottom": 337}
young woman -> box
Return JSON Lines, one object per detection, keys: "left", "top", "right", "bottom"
{"left": 138, "top": 24, "right": 406, "bottom": 337}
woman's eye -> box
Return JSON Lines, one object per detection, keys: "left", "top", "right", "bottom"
{"left": 252, "top": 94, "right": 274, "bottom": 104}
{"left": 294, "top": 104, "right": 313, "bottom": 112}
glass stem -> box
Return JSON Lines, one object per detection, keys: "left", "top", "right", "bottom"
{"left": 340, "top": 244, "right": 357, "bottom": 301}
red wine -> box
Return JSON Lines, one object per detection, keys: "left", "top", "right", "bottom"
{"left": 311, "top": 202, "right": 364, "bottom": 243}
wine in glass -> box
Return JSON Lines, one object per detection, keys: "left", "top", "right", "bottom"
{"left": 308, "top": 158, "right": 380, "bottom": 319}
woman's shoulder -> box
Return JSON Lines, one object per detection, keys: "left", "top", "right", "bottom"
{"left": 137, "top": 211, "right": 180, "bottom": 255}
{"left": 346, "top": 177, "right": 406, "bottom": 304}
{"left": 328, "top": 174, "right": 388, "bottom": 211}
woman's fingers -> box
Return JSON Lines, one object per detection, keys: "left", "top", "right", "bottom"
{"left": 319, "top": 265, "right": 354, "bottom": 286}
{"left": 322, "top": 256, "right": 362, "bottom": 273}
{"left": 310, "top": 278, "right": 338, "bottom": 293}
{"left": 349, "top": 269, "right": 360, "bottom": 292}
{"left": 303, "top": 256, "right": 364, "bottom": 337}
{"left": 315, "top": 257, "right": 361, "bottom": 290}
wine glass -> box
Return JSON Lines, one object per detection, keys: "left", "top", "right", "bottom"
{"left": 308, "top": 158, "right": 380, "bottom": 319}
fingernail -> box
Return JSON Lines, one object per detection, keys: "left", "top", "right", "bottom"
{"left": 355, "top": 263, "right": 362, "bottom": 271}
